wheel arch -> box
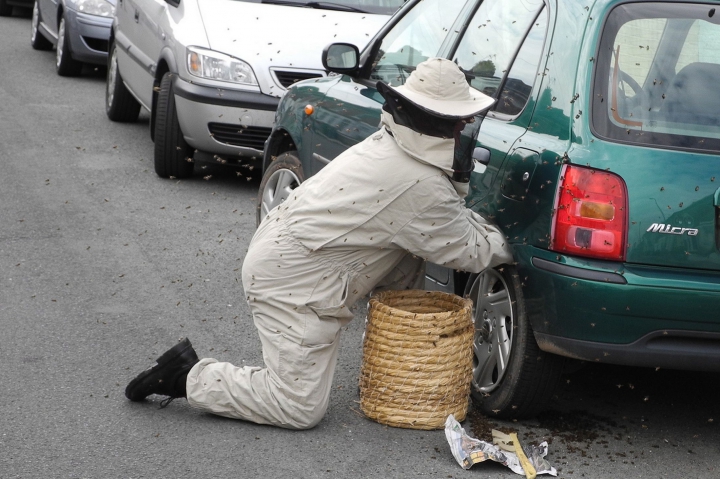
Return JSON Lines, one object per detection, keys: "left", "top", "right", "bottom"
{"left": 466, "top": 263, "right": 566, "bottom": 418}
{"left": 262, "top": 127, "right": 300, "bottom": 175}
{"left": 56, "top": 3, "right": 64, "bottom": 27}
{"left": 454, "top": 270, "right": 471, "bottom": 297}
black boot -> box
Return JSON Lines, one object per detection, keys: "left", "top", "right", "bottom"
{"left": 125, "top": 338, "right": 199, "bottom": 403}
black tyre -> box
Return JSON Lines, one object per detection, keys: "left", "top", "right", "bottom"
{"left": 256, "top": 151, "right": 304, "bottom": 226}
{"left": 56, "top": 16, "right": 83, "bottom": 76}
{"left": 0, "top": 0, "right": 12, "bottom": 17}
{"left": 466, "top": 266, "right": 565, "bottom": 418}
{"left": 106, "top": 41, "right": 141, "bottom": 122}
{"left": 153, "top": 72, "right": 194, "bottom": 179}
{"left": 31, "top": 1, "right": 52, "bottom": 50}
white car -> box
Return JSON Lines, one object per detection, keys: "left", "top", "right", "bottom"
{"left": 105, "top": 0, "right": 403, "bottom": 179}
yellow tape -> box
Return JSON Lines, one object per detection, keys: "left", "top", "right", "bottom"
{"left": 491, "top": 430, "right": 537, "bottom": 479}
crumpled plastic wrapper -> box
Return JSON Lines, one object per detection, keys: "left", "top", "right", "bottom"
{"left": 444, "top": 415, "right": 557, "bottom": 477}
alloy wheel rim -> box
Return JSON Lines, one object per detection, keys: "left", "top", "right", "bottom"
{"left": 469, "top": 269, "right": 514, "bottom": 394}
{"left": 107, "top": 48, "right": 117, "bottom": 107}
{"left": 56, "top": 19, "right": 65, "bottom": 68}
{"left": 260, "top": 168, "right": 300, "bottom": 219}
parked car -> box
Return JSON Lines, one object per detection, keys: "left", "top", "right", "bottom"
{"left": 105, "top": 0, "right": 403, "bottom": 180}
{"left": 0, "top": 0, "right": 32, "bottom": 16}
{"left": 260, "top": 0, "right": 720, "bottom": 418}
{"left": 30, "top": 0, "right": 115, "bottom": 76}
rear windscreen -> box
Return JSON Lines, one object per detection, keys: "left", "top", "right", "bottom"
{"left": 592, "top": 2, "right": 720, "bottom": 154}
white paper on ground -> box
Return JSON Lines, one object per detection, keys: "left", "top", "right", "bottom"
{"left": 444, "top": 414, "right": 557, "bottom": 476}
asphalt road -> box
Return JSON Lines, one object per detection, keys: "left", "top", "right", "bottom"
{"left": 1, "top": 9, "right": 718, "bottom": 479}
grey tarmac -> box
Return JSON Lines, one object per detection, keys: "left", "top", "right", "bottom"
{"left": 0, "top": 8, "right": 717, "bottom": 479}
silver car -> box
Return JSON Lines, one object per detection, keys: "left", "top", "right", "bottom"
{"left": 105, "top": 0, "right": 403, "bottom": 180}
{"left": 30, "top": 0, "right": 115, "bottom": 76}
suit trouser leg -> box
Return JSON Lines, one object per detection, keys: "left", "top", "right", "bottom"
{"left": 186, "top": 219, "right": 344, "bottom": 429}
{"left": 186, "top": 298, "right": 342, "bottom": 429}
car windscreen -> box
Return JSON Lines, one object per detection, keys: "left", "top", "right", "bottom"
{"left": 592, "top": 2, "right": 720, "bottom": 154}
{"left": 369, "top": 0, "right": 468, "bottom": 85}
{"left": 237, "top": 0, "right": 404, "bottom": 15}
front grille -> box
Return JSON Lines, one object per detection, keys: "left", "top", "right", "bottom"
{"left": 273, "top": 70, "right": 323, "bottom": 89}
{"left": 83, "top": 37, "right": 109, "bottom": 53}
{"left": 208, "top": 123, "right": 271, "bottom": 150}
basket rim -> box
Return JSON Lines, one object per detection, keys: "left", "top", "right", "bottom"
{"left": 369, "top": 289, "right": 472, "bottom": 319}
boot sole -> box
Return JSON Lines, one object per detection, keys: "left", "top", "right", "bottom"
{"left": 125, "top": 338, "right": 194, "bottom": 401}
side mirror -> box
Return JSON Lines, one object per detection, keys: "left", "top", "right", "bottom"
{"left": 322, "top": 43, "right": 359, "bottom": 73}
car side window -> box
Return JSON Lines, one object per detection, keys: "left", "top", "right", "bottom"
{"left": 495, "top": 7, "right": 548, "bottom": 116}
{"left": 369, "top": 0, "right": 467, "bottom": 86}
{"left": 452, "top": 0, "right": 545, "bottom": 99}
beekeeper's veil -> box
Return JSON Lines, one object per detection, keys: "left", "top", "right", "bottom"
{"left": 377, "top": 58, "right": 494, "bottom": 189}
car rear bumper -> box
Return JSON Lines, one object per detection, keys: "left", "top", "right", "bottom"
{"left": 172, "top": 75, "right": 278, "bottom": 158}
{"left": 65, "top": 10, "right": 112, "bottom": 65}
{"left": 514, "top": 245, "right": 720, "bottom": 370}
{"left": 535, "top": 330, "right": 720, "bottom": 371}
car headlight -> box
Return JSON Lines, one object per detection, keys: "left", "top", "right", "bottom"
{"left": 187, "top": 47, "right": 258, "bottom": 86}
{"left": 75, "top": 0, "right": 115, "bottom": 17}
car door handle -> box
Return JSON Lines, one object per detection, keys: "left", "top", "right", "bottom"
{"left": 472, "top": 147, "right": 491, "bottom": 165}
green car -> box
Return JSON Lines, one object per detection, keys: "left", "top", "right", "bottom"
{"left": 259, "top": 0, "right": 720, "bottom": 418}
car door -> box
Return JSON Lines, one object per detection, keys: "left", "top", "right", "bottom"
{"left": 115, "top": 0, "right": 167, "bottom": 108}
{"left": 114, "top": 0, "right": 148, "bottom": 106}
{"left": 426, "top": 0, "right": 550, "bottom": 290}
{"left": 134, "top": 0, "right": 169, "bottom": 106}
{"left": 39, "top": 0, "right": 58, "bottom": 38}
{"left": 307, "top": 0, "right": 471, "bottom": 175}
{"left": 449, "top": 0, "right": 549, "bottom": 209}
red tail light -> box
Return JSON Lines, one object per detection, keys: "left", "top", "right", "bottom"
{"left": 551, "top": 165, "right": 628, "bottom": 261}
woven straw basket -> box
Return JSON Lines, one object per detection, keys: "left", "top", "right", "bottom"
{"left": 359, "top": 289, "right": 474, "bottom": 430}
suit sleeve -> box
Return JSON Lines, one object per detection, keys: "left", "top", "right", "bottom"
{"left": 390, "top": 188, "right": 513, "bottom": 273}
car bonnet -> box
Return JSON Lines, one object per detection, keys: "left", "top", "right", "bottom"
{"left": 196, "top": 0, "right": 389, "bottom": 96}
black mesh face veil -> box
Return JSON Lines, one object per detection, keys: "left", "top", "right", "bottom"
{"left": 452, "top": 116, "right": 484, "bottom": 183}
{"left": 377, "top": 82, "right": 459, "bottom": 139}
{"left": 377, "top": 81, "right": 486, "bottom": 184}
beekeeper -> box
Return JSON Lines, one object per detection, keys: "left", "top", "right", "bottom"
{"left": 125, "top": 58, "right": 513, "bottom": 429}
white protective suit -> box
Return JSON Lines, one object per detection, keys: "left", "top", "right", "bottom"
{"left": 185, "top": 110, "right": 513, "bottom": 429}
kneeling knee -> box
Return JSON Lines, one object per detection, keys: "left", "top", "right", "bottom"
{"left": 289, "top": 405, "right": 326, "bottom": 430}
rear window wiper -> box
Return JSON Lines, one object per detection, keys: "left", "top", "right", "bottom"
{"left": 260, "top": 0, "right": 369, "bottom": 13}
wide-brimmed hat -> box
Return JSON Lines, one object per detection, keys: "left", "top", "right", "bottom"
{"left": 379, "top": 57, "right": 495, "bottom": 119}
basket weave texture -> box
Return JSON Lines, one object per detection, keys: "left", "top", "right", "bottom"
{"left": 359, "top": 289, "right": 474, "bottom": 430}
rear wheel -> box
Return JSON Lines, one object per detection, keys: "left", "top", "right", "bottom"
{"left": 56, "top": 16, "right": 83, "bottom": 76}
{"left": 106, "top": 41, "right": 141, "bottom": 122}
{"left": 466, "top": 266, "right": 565, "bottom": 418}
{"left": 256, "top": 151, "right": 304, "bottom": 226}
{"left": 31, "top": 1, "right": 52, "bottom": 50}
{"left": 153, "top": 72, "right": 194, "bottom": 179}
